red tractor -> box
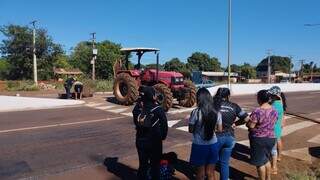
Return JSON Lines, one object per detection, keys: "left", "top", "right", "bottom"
{"left": 113, "top": 47, "right": 196, "bottom": 111}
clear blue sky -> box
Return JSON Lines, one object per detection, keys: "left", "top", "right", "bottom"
{"left": 1, "top": 0, "right": 319, "bottom": 69}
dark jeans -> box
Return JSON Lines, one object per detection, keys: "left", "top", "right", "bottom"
{"left": 217, "top": 134, "right": 235, "bottom": 180}
{"left": 65, "top": 86, "right": 71, "bottom": 99}
{"left": 136, "top": 137, "right": 162, "bottom": 180}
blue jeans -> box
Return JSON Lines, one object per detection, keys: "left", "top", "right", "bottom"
{"left": 217, "top": 134, "right": 235, "bottom": 180}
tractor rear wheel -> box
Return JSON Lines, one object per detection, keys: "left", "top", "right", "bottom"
{"left": 179, "top": 80, "right": 196, "bottom": 107}
{"left": 153, "top": 83, "right": 173, "bottom": 112}
{"left": 113, "top": 73, "right": 139, "bottom": 105}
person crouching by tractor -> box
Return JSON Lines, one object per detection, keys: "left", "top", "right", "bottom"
{"left": 132, "top": 86, "right": 168, "bottom": 180}
{"left": 74, "top": 80, "right": 83, "bottom": 100}
{"left": 64, "top": 76, "right": 75, "bottom": 99}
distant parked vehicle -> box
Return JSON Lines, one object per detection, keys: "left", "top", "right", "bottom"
{"left": 313, "top": 79, "right": 320, "bottom": 83}
{"left": 195, "top": 79, "right": 215, "bottom": 89}
{"left": 280, "top": 79, "right": 290, "bottom": 83}
{"left": 191, "top": 71, "right": 215, "bottom": 89}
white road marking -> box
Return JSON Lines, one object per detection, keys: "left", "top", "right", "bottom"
{"left": 309, "top": 91, "right": 320, "bottom": 94}
{"left": 176, "top": 126, "right": 189, "bottom": 132}
{"left": 168, "top": 107, "right": 195, "bottom": 114}
{"left": 283, "top": 121, "right": 316, "bottom": 136}
{"left": 237, "top": 115, "right": 294, "bottom": 130}
{"left": 282, "top": 148, "right": 312, "bottom": 163}
{"left": 236, "top": 121, "right": 317, "bottom": 147}
{"left": 0, "top": 117, "right": 125, "bottom": 134}
{"left": 284, "top": 115, "right": 295, "bottom": 120}
{"left": 121, "top": 112, "right": 133, "bottom": 117}
{"left": 238, "top": 124, "right": 247, "bottom": 130}
{"left": 168, "top": 120, "right": 181, "bottom": 128}
{"left": 308, "top": 134, "right": 320, "bottom": 144}
{"left": 237, "top": 140, "right": 250, "bottom": 147}
{"left": 85, "top": 103, "right": 104, "bottom": 107}
{"left": 95, "top": 105, "right": 116, "bottom": 110}
{"left": 108, "top": 108, "right": 129, "bottom": 113}
{"left": 308, "top": 111, "right": 320, "bottom": 116}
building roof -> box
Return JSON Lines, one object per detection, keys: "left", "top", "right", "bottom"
{"left": 274, "top": 71, "right": 297, "bottom": 78}
{"left": 53, "top": 68, "right": 83, "bottom": 75}
{"left": 202, "top": 71, "right": 238, "bottom": 77}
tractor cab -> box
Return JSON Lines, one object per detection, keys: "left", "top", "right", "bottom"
{"left": 121, "top": 47, "right": 160, "bottom": 70}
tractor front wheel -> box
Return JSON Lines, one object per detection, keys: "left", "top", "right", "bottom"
{"left": 179, "top": 80, "right": 196, "bottom": 107}
{"left": 113, "top": 73, "right": 139, "bottom": 105}
{"left": 153, "top": 83, "right": 173, "bottom": 112}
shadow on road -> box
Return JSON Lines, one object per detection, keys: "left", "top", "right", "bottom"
{"left": 174, "top": 159, "right": 196, "bottom": 179}
{"left": 309, "top": 146, "right": 320, "bottom": 158}
{"left": 106, "top": 97, "right": 119, "bottom": 104}
{"left": 232, "top": 143, "right": 251, "bottom": 163}
{"left": 103, "top": 157, "right": 138, "bottom": 180}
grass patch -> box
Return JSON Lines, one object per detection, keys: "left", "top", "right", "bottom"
{"left": 286, "top": 166, "right": 320, "bottom": 180}
{"left": 6, "top": 81, "right": 39, "bottom": 91}
{"left": 94, "top": 80, "right": 113, "bottom": 92}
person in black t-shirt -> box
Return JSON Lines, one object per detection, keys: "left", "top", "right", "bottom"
{"left": 64, "top": 77, "right": 75, "bottom": 99}
{"left": 132, "top": 86, "right": 168, "bottom": 180}
{"left": 213, "top": 87, "right": 249, "bottom": 180}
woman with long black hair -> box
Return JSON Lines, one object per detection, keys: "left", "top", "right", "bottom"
{"left": 213, "top": 87, "right": 249, "bottom": 180}
{"left": 188, "top": 87, "right": 222, "bottom": 180}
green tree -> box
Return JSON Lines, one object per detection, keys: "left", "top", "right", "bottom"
{"left": 302, "top": 61, "right": 320, "bottom": 74}
{"left": 240, "top": 63, "right": 256, "bottom": 79}
{"left": 0, "top": 24, "right": 64, "bottom": 80}
{"left": 164, "top": 58, "right": 191, "bottom": 78}
{"left": 145, "top": 63, "right": 164, "bottom": 70}
{"left": 0, "top": 58, "right": 10, "bottom": 80}
{"left": 256, "top": 56, "right": 292, "bottom": 74}
{"left": 164, "top": 58, "right": 185, "bottom": 72}
{"left": 230, "top": 64, "right": 241, "bottom": 73}
{"left": 186, "top": 52, "right": 221, "bottom": 71}
{"left": 53, "top": 54, "right": 71, "bottom": 69}
{"left": 313, "top": 64, "right": 320, "bottom": 73}
{"left": 70, "top": 40, "right": 122, "bottom": 79}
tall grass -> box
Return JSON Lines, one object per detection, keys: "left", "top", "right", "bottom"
{"left": 6, "top": 81, "right": 39, "bottom": 91}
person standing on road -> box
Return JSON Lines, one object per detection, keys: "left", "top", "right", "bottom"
{"left": 213, "top": 87, "right": 249, "bottom": 180}
{"left": 64, "top": 76, "right": 75, "bottom": 99}
{"left": 247, "top": 90, "right": 277, "bottom": 180}
{"left": 188, "top": 87, "right": 222, "bottom": 180}
{"left": 73, "top": 79, "right": 83, "bottom": 100}
{"left": 132, "top": 86, "right": 168, "bottom": 180}
{"left": 268, "top": 86, "right": 286, "bottom": 174}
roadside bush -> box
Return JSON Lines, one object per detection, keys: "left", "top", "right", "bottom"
{"left": 95, "top": 80, "right": 113, "bottom": 92}
{"left": 6, "top": 81, "right": 39, "bottom": 91}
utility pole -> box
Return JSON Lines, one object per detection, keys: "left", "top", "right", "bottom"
{"left": 30, "top": 20, "right": 38, "bottom": 86}
{"left": 267, "top": 49, "right": 272, "bottom": 83}
{"left": 299, "top": 59, "right": 305, "bottom": 80}
{"left": 90, "top": 32, "right": 97, "bottom": 80}
{"left": 288, "top": 55, "right": 293, "bottom": 82}
{"left": 227, "top": 0, "right": 232, "bottom": 88}
{"left": 310, "top": 61, "right": 314, "bottom": 82}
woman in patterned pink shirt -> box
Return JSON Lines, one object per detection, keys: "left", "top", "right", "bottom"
{"left": 247, "top": 90, "right": 277, "bottom": 180}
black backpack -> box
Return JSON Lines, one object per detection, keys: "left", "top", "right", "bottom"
{"left": 137, "top": 106, "right": 160, "bottom": 128}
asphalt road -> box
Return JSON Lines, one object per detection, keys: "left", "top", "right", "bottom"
{"left": 0, "top": 91, "right": 319, "bottom": 179}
